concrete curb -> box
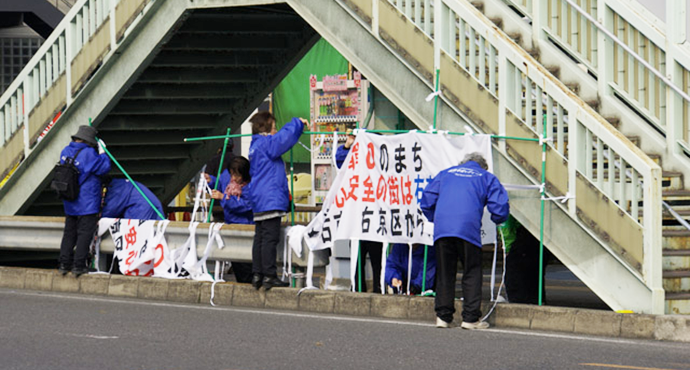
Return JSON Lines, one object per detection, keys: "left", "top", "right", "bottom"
{"left": 2, "top": 266, "right": 688, "bottom": 343}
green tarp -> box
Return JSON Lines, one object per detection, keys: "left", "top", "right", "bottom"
{"left": 273, "top": 38, "right": 349, "bottom": 163}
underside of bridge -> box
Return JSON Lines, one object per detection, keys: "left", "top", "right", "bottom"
{"left": 23, "top": 4, "right": 318, "bottom": 216}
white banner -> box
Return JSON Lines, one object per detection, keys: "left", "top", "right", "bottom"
{"left": 303, "top": 132, "right": 495, "bottom": 251}
{"left": 106, "top": 218, "right": 176, "bottom": 277}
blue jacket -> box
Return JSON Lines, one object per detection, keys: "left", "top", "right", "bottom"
{"left": 385, "top": 243, "right": 436, "bottom": 291}
{"left": 60, "top": 141, "right": 111, "bottom": 216}
{"left": 335, "top": 145, "right": 349, "bottom": 169}
{"left": 248, "top": 117, "right": 304, "bottom": 213}
{"left": 421, "top": 161, "right": 509, "bottom": 247}
{"left": 101, "top": 178, "right": 163, "bottom": 220}
{"left": 210, "top": 169, "right": 254, "bottom": 225}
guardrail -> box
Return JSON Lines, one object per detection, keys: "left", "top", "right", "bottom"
{"left": 0, "top": 216, "right": 323, "bottom": 268}
{"left": 501, "top": 0, "right": 690, "bottom": 160}
{"left": 342, "top": 0, "right": 663, "bottom": 310}
{"left": 0, "top": 0, "right": 154, "bottom": 182}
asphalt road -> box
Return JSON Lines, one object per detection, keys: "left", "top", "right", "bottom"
{"left": 0, "top": 288, "right": 688, "bottom": 370}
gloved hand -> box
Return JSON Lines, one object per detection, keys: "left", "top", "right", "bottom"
{"left": 97, "top": 139, "right": 106, "bottom": 155}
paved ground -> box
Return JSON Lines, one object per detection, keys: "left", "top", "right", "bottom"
{"left": 1, "top": 288, "right": 687, "bottom": 370}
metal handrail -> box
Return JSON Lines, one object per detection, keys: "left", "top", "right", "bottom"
{"left": 561, "top": 0, "right": 690, "bottom": 105}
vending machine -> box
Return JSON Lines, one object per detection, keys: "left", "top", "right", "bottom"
{"left": 309, "top": 72, "right": 370, "bottom": 205}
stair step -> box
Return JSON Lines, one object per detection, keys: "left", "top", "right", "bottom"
{"left": 489, "top": 17, "right": 503, "bottom": 29}
{"left": 585, "top": 98, "right": 600, "bottom": 112}
{"left": 663, "top": 269, "right": 690, "bottom": 278}
{"left": 545, "top": 65, "right": 560, "bottom": 79}
{"left": 662, "top": 171, "right": 684, "bottom": 191}
{"left": 564, "top": 82, "right": 579, "bottom": 95}
{"left": 507, "top": 31, "right": 521, "bottom": 44}
{"left": 665, "top": 292, "right": 690, "bottom": 300}
{"left": 665, "top": 297, "right": 690, "bottom": 314}
{"left": 604, "top": 116, "right": 621, "bottom": 128}
{"left": 663, "top": 249, "right": 690, "bottom": 257}
{"left": 662, "top": 269, "right": 690, "bottom": 295}
{"left": 626, "top": 135, "right": 640, "bottom": 147}
{"left": 471, "top": 1, "right": 484, "bottom": 13}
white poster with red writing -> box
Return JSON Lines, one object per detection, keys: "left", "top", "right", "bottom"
{"left": 107, "top": 218, "right": 173, "bottom": 277}
{"left": 303, "top": 132, "right": 494, "bottom": 251}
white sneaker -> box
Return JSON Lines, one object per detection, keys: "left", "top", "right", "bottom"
{"left": 461, "top": 320, "right": 490, "bottom": 330}
{"left": 436, "top": 317, "right": 454, "bottom": 328}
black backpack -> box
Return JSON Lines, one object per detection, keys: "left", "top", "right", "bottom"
{"left": 51, "top": 148, "right": 85, "bottom": 201}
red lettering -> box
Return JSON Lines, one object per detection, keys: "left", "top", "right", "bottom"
{"left": 376, "top": 176, "right": 387, "bottom": 202}
{"left": 153, "top": 244, "right": 165, "bottom": 268}
{"left": 366, "top": 142, "right": 375, "bottom": 169}
{"left": 389, "top": 177, "right": 400, "bottom": 205}
{"left": 362, "top": 176, "right": 375, "bottom": 202}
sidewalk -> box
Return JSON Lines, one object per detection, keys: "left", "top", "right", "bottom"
{"left": 0, "top": 266, "right": 688, "bottom": 343}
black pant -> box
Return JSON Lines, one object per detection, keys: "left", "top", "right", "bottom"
{"left": 435, "top": 237, "right": 482, "bottom": 323}
{"left": 353, "top": 240, "right": 383, "bottom": 293}
{"left": 252, "top": 217, "right": 281, "bottom": 277}
{"left": 59, "top": 214, "right": 98, "bottom": 269}
{"left": 505, "top": 226, "right": 551, "bottom": 304}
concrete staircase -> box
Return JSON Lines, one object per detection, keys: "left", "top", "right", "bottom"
{"left": 0, "top": 0, "right": 669, "bottom": 314}
{"left": 472, "top": 0, "right": 689, "bottom": 314}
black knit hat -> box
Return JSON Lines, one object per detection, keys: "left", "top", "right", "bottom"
{"left": 71, "top": 125, "right": 98, "bottom": 146}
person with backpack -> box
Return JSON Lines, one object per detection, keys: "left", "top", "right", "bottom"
{"left": 56, "top": 125, "right": 111, "bottom": 277}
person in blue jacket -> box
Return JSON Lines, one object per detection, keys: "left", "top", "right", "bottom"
{"left": 101, "top": 178, "right": 163, "bottom": 220}
{"left": 385, "top": 243, "right": 436, "bottom": 295}
{"left": 421, "top": 152, "right": 509, "bottom": 330}
{"left": 248, "top": 112, "right": 308, "bottom": 290}
{"left": 335, "top": 131, "right": 384, "bottom": 293}
{"left": 208, "top": 156, "right": 254, "bottom": 283}
{"left": 58, "top": 125, "right": 111, "bottom": 277}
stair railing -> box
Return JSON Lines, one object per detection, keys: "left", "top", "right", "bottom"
{"left": 344, "top": 0, "right": 664, "bottom": 312}
{"left": 500, "top": 0, "right": 690, "bottom": 164}
{"left": 0, "top": 0, "right": 154, "bottom": 185}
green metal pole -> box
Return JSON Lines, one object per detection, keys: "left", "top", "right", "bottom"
{"left": 207, "top": 128, "right": 231, "bottom": 223}
{"left": 97, "top": 142, "right": 165, "bottom": 220}
{"left": 184, "top": 133, "right": 254, "bottom": 142}
{"left": 432, "top": 69, "right": 440, "bottom": 130}
{"left": 538, "top": 115, "right": 547, "bottom": 306}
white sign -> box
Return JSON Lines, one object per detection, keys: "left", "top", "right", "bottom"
{"left": 303, "top": 132, "right": 496, "bottom": 251}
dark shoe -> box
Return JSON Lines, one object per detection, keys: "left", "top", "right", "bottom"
{"left": 251, "top": 274, "right": 263, "bottom": 290}
{"left": 58, "top": 264, "right": 70, "bottom": 276}
{"left": 72, "top": 266, "right": 88, "bottom": 277}
{"left": 262, "top": 276, "right": 289, "bottom": 290}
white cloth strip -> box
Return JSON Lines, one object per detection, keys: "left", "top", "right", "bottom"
{"left": 539, "top": 137, "right": 553, "bottom": 146}
{"left": 352, "top": 128, "right": 366, "bottom": 135}
{"left": 425, "top": 90, "right": 442, "bottom": 102}
{"left": 541, "top": 192, "right": 574, "bottom": 203}
{"left": 379, "top": 244, "right": 387, "bottom": 295}
{"left": 331, "top": 132, "right": 338, "bottom": 168}
{"left": 350, "top": 239, "right": 360, "bottom": 292}
{"left": 503, "top": 184, "right": 542, "bottom": 191}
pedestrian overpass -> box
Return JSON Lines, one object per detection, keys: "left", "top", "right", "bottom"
{"left": 1, "top": 0, "right": 688, "bottom": 315}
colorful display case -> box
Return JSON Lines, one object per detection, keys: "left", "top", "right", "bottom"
{"left": 309, "top": 73, "right": 370, "bottom": 204}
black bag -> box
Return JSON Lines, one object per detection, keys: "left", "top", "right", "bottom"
{"left": 51, "top": 148, "right": 85, "bottom": 201}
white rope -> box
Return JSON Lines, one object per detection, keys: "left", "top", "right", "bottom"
{"left": 481, "top": 228, "right": 507, "bottom": 323}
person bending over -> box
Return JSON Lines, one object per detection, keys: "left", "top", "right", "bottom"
{"left": 421, "top": 153, "right": 509, "bottom": 330}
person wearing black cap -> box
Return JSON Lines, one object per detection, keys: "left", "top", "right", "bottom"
{"left": 58, "top": 125, "right": 111, "bottom": 277}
